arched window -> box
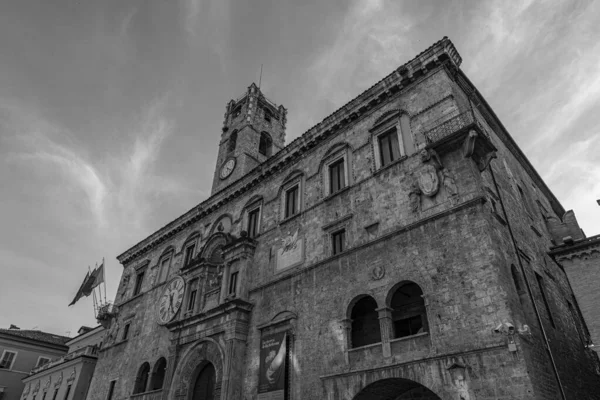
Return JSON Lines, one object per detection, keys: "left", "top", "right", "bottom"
{"left": 390, "top": 282, "right": 427, "bottom": 339}
{"left": 149, "top": 357, "right": 167, "bottom": 390}
{"left": 193, "top": 363, "right": 216, "bottom": 400}
{"left": 259, "top": 132, "right": 272, "bottom": 157}
{"left": 133, "top": 362, "right": 150, "bottom": 394}
{"left": 350, "top": 296, "right": 381, "bottom": 348}
{"left": 208, "top": 245, "right": 224, "bottom": 264}
{"left": 228, "top": 130, "right": 237, "bottom": 153}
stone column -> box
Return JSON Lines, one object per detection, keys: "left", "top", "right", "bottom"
{"left": 376, "top": 307, "right": 393, "bottom": 358}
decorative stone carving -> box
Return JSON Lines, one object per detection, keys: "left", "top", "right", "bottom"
{"left": 442, "top": 169, "right": 458, "bottom": 197}
{"left": 419, "top": 148, "right": 443, "bottom": 170}
{"left": 67, "top": 366, "right": 76, "bottom": 382}
{"left": 477, "top": 151, "right": 497, "bottom": 172}
{"left": 417, "top": 164, "right": 440, "bottom": 197}
{"left": 44, "top": 376, "right": 51, "bottom": 389}
{"left": 33, "top": 381, "right": 40, "bottom": 395}
{"left": 371, "top": 265, "right": 385, "bottom": 280}
{"left": 408, "top": 178, "right": 422, "bottom": 213}
{"left": 55, "top": 372, "right": 63, "bottom": 387}
{"left": 276, "top": 229, "right": 304, "bottom": 271}
{"left": 23, "top": 383, "right": 30, "bottom": 395}
{"left": 463, "top": 130, "right": 477, "bottom": 158}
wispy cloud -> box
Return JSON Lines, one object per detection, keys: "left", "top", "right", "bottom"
{"left": 2, "top": 96, "right": 187, "bottom": 233}
{"left": 308, "top": 0, "right": 420, "bottom": 106}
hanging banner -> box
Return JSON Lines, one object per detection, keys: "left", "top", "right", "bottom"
{"left": 258, "top": 332, "right": 287, "bottom": 400}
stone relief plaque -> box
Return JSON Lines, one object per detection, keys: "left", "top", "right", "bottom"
{"left": 276, "top": 230, "right": 304, "bottom": 272}
{"left": 417, "top": 164, "right": 440, "bottom": 197}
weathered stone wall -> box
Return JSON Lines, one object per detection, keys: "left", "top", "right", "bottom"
{"left": 473, "top": 101, "right": 600, "bottom": 399}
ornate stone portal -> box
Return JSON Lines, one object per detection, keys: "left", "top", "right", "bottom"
{"left": 170, "top": 339, "right": 224, "bottom": 400}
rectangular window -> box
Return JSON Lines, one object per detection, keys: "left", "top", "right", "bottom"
{"left": 247, "top": 208, "right": 260, "bottom": 238}
{"left": 133, "top": 271, "right": 144, "bottom": 296}
{"left": 0, "top": 350, "right": 16, "bottom": 369}
{"left": 264, "top": 110, "right": 272, "bottom": 123}
{"left": 187, "top": 289, "right": 197, "bottom": 311}
{"left": 285, "top": 185, "right": 299, "bottom": 218}
{"left": 229, "top": 271, "right": 238, "bottom": 295}
{"left": 159, "top": 257, "right": 171, "bottom": 283}
{"left": 106, "top": 380, "right": 116, "bottom": 400}
{"left": 332, "top": 229, "right": 345, "bottom": 255}
{"left": 535, "top": 273, "right": 555, "bottom": 328}
{"left": 184, "top": 244, "right": 195, "bottom": 266}
{"left": 122, "top": 323, "right": 131, "bottom": 341}
{"left": 63, "top": 385, "right": 72, "bottom": 400}
{"left": 378, "top": 129, "right": 400, "bottom": 167}
{"left": 36, "top": 357, "right": 51, "bottom": 368}
{"left": 329, "top": 158, "right": 346, "bottom": 194}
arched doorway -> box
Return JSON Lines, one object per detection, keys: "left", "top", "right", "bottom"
{"left": 192, "top": 363, "right": 216, "bottom": 400}
{"left": 353, "top": 378, "right": 442, "bottom": 400}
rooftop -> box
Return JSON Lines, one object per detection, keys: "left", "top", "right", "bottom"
{"left": 0, "top": 328, "right": 70, "bottom": 347}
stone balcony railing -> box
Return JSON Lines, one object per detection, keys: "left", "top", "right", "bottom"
{"left": 130, "top": 389, "right": 163, "bottom": 400}
{"left": 30, "top": 345, "right": 99, "bottom": 374}
{"left": 423, "top": 109, "right": 479, "bottom": 145}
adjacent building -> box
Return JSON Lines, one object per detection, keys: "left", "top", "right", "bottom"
{"left": 86, "top": 37, "right": 600, "bottom": 400}
{"left": 20, "top": 326, "right": 104, "bottom": 400}
{"left": 548, "top": 216, "right": 600, "bottom": 358}
{"left": 0, "top": 327, "right": 69, "bottom": 400}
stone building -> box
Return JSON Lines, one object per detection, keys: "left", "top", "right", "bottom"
{"left": 85, "top": 37, "right": 600, "bottom": 400}
{"left": 0, "top": 326, "right": 69, "bottom": 400}
{"left": 21, "top": 326, "right": 105, "bottom": 400}
{"left": 547, "top": 214, "right": 600, "bottom": 358}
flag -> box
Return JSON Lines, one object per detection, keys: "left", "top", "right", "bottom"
{"left": 91, "top": 262, "right": 105, "bottom": 289}
{"left": 69, "top": 271, "right": 90, "bottom": 306}
{"left": 81, "top": 267, "right": 99, "bottom": 297}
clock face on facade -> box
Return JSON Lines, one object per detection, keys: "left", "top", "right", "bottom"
{"left": 220, "top": 158, "right": 236, "bottom": 179}
{"left": 158, "top": 276, "right": 185, "bottom": 325}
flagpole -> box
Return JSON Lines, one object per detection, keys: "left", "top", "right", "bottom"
{"left": 89, "top": 266, "right": 97, "bottom": 316}
{"left": 102, "top": 258, "right": 107, "bottom": 304}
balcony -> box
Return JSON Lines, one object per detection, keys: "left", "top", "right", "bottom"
{"left": 422, "top": 109, "right": 497, "bottom": 171}
{"left": 130, "top": 389, "right": 163, "bottom": 400}
{"left": 30, "top": 345, "right": 99, "bottom": 374}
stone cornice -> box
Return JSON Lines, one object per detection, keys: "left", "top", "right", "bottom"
{"left": 116, "top": 37, "right": 462, "bottom": 266}
{"left": 549, "top": 234, "right": 600, "bottom": 262}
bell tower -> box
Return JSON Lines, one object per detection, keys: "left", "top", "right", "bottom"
{"left": 211, "top": 83, "right": 287, "bottom": 195}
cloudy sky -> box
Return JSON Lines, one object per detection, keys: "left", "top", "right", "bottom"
{"left": 1, "top": 0, "right": 599, "bottom": 337}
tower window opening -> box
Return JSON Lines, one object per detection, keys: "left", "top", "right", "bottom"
{"left": 228, "top": 131, "right": 237, "bottom": 153}
{"left": 264, "top": 109, "right": 272, "bottom": 123}
{"left": 232, "top": 105, "right": 242, "bottom": 119}
{"left": 259, "top": 132, "right": 272, "bottom": 157}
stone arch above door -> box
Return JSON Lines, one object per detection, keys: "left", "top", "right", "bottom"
{"left": 322, "top": 359, "right": 458, "bottom": 400}
{"left": 169, "top": 338, "right": 224, "bottom": 400}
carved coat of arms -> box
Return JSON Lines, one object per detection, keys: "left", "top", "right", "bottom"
{"left": 417, "top": 164, "right": 440, "bottom": 197}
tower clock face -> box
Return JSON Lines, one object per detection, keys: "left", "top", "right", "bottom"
{"left": 158, "top": 276, "right": 185, "bottom": 325}
{"left": 220, "top": 158, "right": 236, "bottom": 179}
